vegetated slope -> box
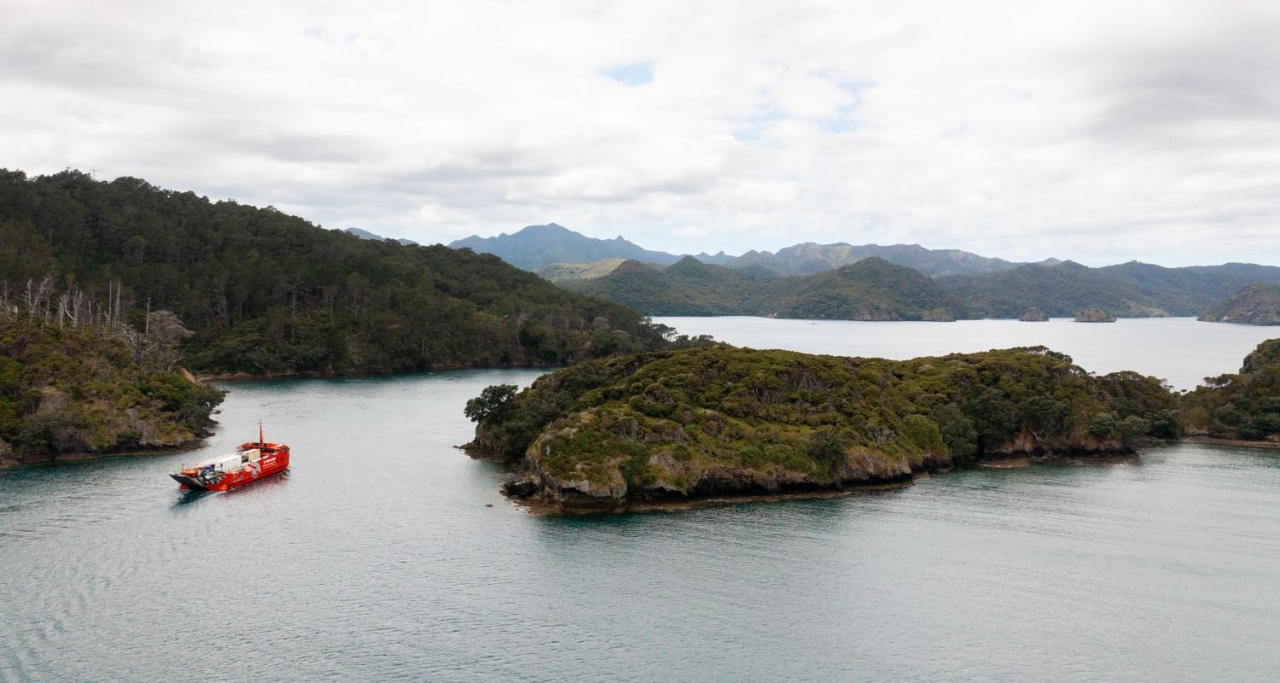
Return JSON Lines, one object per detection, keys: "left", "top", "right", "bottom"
{"left": 449, "top": 223, "right": 682, "bottom": 271}
{"left": 561, "top": 257, "right": 765, "bottom": 315}
{"left": 1183, "top": 338, "right": 1280, "bottom": 440}
{"left": 1198, "top": 283, "right": 1280, "bottom": 325}
{"left": 0, "top": 170, "right": 669, "bottom": 375}
{"left": 940, "top": 261, "right": 1280, "bottom": 318}
{"left": 0, "top": 315, "right": 225, "bottom": 466}
{"left": 464, "top": 345, "right": 1179, "bottom": 512}
{"left": 537, "top": 259, "right": 630, "bottom": 283}
{"left": 562, "top": 252, "right": 1280, "bottom": 321}
{"left": 729, "top": 242, "right": 1029, "bottom": 277}
{"left": 759, "top": 257, "right": 963, "bottom": 320}
{"left": 563, "top": 256, "right": 963, "bottom": 320}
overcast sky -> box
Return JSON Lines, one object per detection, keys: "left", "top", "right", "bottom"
{"left": 4, "top": 0, "right": 1280, "bottom": 267}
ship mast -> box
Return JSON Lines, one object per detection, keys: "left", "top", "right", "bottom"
{"left": 259, "top": 420, "right": 264, "bottom": 445}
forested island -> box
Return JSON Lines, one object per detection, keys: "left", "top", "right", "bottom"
{"left": 465, "top": 340, "right": 1280, "bottom": 513}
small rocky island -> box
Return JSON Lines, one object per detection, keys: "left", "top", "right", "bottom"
{"left": 1019, "top": 308, "right": 1049, "bottom": 321}
{"left": 1074, "top": 307, "right": 1117, "bottom": 322}
{"left": 464, "top": 345, "right": 1180, "bottom": 513}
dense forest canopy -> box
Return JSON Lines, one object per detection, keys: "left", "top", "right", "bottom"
{"left": 1183, "top": 338, "right": 1280, "bottom": 440}
{"left": 0, "top": 169, "right": 676, "bottom": 375}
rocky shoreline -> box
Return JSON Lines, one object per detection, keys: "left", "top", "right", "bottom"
{"left": 477, "top": 445, "right": 1143, "bottom": 514}
{"left": 482, "top": 435, "right": 1280, "bottom": 515}
{"left": 1, "top": 438, "right": 209, "bottom": 470}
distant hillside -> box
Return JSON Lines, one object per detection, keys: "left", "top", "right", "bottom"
{"left": 564, "top": 257, "right": 962, "bottom": 320}
{"left": 537, "top": 259, "right": 630, "bottom": 283}
{"left": 563, "top": 252, "right": 1280, "bottom": 321}
{"left": 940, "top": 261, "right": 1280, "bottom": 318}
{"left": 761, "top": 258, "right": 963, "bottom": 320}
{"left": 1199, "top": 283, "right": 1280, "bottom": 325}
{"left": 449, "top": 224, "right": 682, "bottom": 271}
{"left": 343, "top": 227, "right": 419, "bottom": 246}
{"left": 563, "top": 257, "right": 765, "bottom": 316}
{"left": 727, "top": 242, "right": 1031, "bottom": 277}
{"left": 451, "top": 223, "right": 1035, "bottom": 277}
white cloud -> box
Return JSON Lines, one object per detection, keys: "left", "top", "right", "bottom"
{"left": 3, "top": 0, "right": 1280, "bottom": 266}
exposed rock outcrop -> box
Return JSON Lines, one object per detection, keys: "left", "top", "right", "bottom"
{"left": 1074, "top": 307, "right": 1116, "bottom": 322}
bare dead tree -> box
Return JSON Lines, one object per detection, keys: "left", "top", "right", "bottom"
{"left": 23, "top": 277, "right": 55, "bottom": 321}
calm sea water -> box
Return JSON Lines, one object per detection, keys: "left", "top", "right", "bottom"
{"left": 2, "top": 319, "right": 1279, "bottom": 682}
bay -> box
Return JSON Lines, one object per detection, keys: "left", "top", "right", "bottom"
{"left": 2, "top": 319, "right": 1279, "bottom": 682}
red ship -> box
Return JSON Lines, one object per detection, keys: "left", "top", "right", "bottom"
{"left": 171, "top": 425, "right": 290, "bottom": 491}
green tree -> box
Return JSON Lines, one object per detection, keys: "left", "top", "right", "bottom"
{"left": 464, "top": 384, "right": 517, "bottom": 424}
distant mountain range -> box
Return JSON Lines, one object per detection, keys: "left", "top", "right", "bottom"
{"left": 449, "top": 223, "right": 1280, "bottom": 321}
{"left": 561, "top": 255, "right": 1280, "bottom": 320}
{"left": 725, "top": 242, "right": 1049, "bottom": 277}
{"left": 450, "top": 224, "right": 681, "bottom": 271}
{"left": 564, "top": 257, "right": 967, "bottom": 320}
{"left": 449, "top": 224, "right": 1040, "bottom": 277}
{"left": 344, "top": 227, "right": 419, "bottom": 246}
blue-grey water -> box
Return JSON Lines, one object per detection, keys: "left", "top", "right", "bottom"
{"left": 2, "top": 319, "right": 1279, "bottom": 682}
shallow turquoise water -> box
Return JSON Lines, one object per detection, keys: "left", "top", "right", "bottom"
{"left": 3, "top": 320, "right": 1280, "bottom": 681}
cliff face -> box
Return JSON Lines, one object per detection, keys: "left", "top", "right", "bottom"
{"left": 467, "top": 346, "right": 1178, "bottom": 513}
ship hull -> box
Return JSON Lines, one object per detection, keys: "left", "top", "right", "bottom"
{"left": 173, "top": 440, "right": 291, "bottom": 491}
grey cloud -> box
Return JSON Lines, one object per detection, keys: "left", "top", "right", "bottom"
{"left": 1075, "top": 11, "right": 1280, "bottom": 145}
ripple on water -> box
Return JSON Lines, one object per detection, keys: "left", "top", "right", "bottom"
{"left": 5, "top": 368, "right": 1280, "bottom": 681}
